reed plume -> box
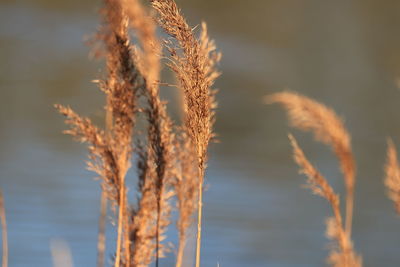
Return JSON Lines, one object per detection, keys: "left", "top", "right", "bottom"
{"left": 289, "top": 135, "right": 361, "bottom": 267}
{"left": 150, "top": 1, "right": 221, "bottom": 266}
{"left": 267, "top": 91, "right": 361, "bottom": 266}
{"left": 384, "top": 139, "right": 400, "bottom": 214}
{"left": 266, "top": 91, "right": 356, "bottom": 236}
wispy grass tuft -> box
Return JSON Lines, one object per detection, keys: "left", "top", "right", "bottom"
{"left": 266, "top": 91, "right": 356, "bottom": 236}
{"left": 268, "top": 91, "right": 361, "bottom": 267}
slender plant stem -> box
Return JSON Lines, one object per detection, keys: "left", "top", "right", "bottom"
{"left": 345, "top": 191, "right": 354, "bottom": 237}
{"left": 0, "top": 190, "right": 8, "bottom": 267}
{"left": 195, "top": 167, "right": 204, "bottom": 267}
{"left": 155, "top": 198, "right": 161, "bottom": 267}
{"left": 115, "top": 182, "right": 125, "bottom": 267}
{"left": 176, "top": 235, "right": 185, "bottom": 267}
{"left": 97, "top": 190, "right": 107, "bottom": 267}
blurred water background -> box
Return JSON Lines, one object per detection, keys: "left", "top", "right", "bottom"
{"left": 2, "top": 0, "right": 400, "bottom": 266}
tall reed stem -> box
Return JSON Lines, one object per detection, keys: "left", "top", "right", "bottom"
{"left": 195, "top": 167, "right": 205, "bottom": 267}
{"left": 115, "top": 182, "right": 125, "bottom": 267}
{"left": 176, "top": 236, "right": 185, "bottom": 267}
{"left": 0, "top": 190, "right": 8, "bottom": 267}
{"left": 156, "top": 199, "right": 161, "bottom": 267}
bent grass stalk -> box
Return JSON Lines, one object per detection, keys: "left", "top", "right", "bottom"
{"left": 267, "top": 91, "right": 361, "bottom": 266}
{"left": 266, "top": 91, "right": 356, "bottom": 236}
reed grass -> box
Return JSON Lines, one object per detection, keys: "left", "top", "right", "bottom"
{"left": 150, "top": 2, "right": 221, "bottom": 266}
{"left": 56, "top": 0, "right": 219, "bottom": 266}
{"left": 267, "top": 91, "right": 361, "bottom": 267}
{"left": 17, "top": 0, "right": 400, "bottom": 265}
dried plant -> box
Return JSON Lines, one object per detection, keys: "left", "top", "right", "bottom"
{"left": 56, "top": 0, "right": 219, "bottom": 266}
{"left": 0, "top": 190, "right": 7, "bottom": 267}
{"left": 268, "top": 92, "right": 361, "bottom": 266}
{"left": 119, "top": 1, "right": 175, "bottom": 265}
{"left": 384, "top": 139, "right": 400, "bottom": 214}
{"left": 289, "top": 135, "right": 361, "bottom": 267}
{"left": 150, "top": 1, "right": 221, "bottom": 266}
{"left": 266, "top": 91, "right": 356, "bottom": 236}
{"left": 56, "top": 0, "right": 160, "bottom": 265}
{"left": 54, "top": 104, "right": 131, "bottom": 266}
{"left": 98, "top": 0, "right": 139, "bottom": 264}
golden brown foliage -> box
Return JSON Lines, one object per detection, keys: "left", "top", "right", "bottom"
{"left": 384, "top": 139, "right": 400, "bottom": 214}
{"left": 266, "top": 91, "right": 356, "bottom": 235}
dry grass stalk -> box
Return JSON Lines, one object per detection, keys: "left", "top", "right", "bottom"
{"left": 120, "top": 1, "right": 175, "bottom": 265}
{"left": 99, "top": 1, "right": 140, "bottom": 265}
{"left": 384, "top": 139, "right": 400, "bottom": 214}
{"left": 289, "top": 135, "right": 362, "bottom": 267}
{"left": 266, "top": 91, "right": 356, "bottom": 236}
{"left": 54, "top": 105, "right": 129, "bottom": 265}
{"left": 57, "top": 0, "right": 139, "bottom": 265}
{"left": 150, "top": 1, "right": 221, "bottom": 266}
{"left": 0, "top": 190, "right": 7, "bottom": 267}
{"left": 174, "top": 132, "right": 199, "bottom": 267}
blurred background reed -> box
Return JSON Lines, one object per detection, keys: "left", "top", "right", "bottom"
{"left": 2, "top": 0, "right": 400, "bottom": 266}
